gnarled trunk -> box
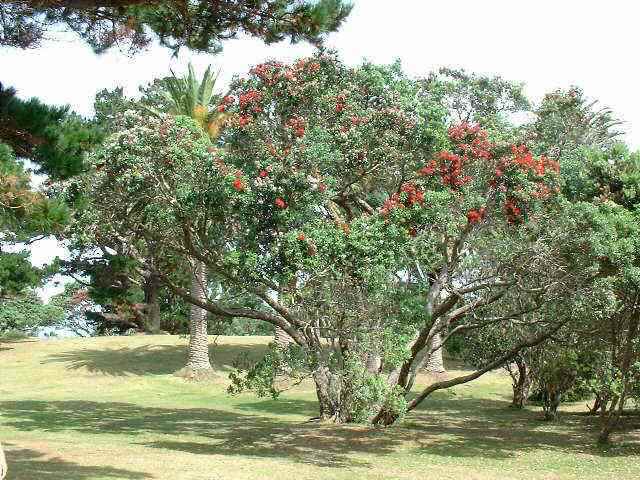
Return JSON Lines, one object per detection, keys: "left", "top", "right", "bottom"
{"left": 176, "top": 261, "right": 213, "bottom": 379}
{"left": 542, "top": 388, "right": 562, "bottom": 421}
{"left": 511, "top": 356, "right": 531, "bottom": 408}
{"left": 274, "top": 326, "right": 292, "bottom": 349}
{"left": 425, "top": 332, "right": 445, "bottom": 373}
{"left": 313, "top": 366, "right": 350, "bottom": 422}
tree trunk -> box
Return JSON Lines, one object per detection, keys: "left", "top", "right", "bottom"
{"left": 425, "top": 332, "right": 445, "bottom": 373}
{"left": 542, "top": 388, "right": 561, "bottom": 421}
{"left": 511, "top": 357, "right": 531, "bottom": 408}
{"left": 313, "top": 366, "right": 349, "bottom": 422}
{"left": 365, "top": 353, "right": 382, "bottom": 374}
{"left": 175, "top": 261, "right": 213, "bottom": 380}
{"left": 143, "top": 273, "right": 161, "bottom": 333}
{"left": 274, "top": 326, "right": 292, "bottom": 349}
{"left": 0, "top": 441, "right": 6, "bottom": 480}
{"left": 597, "top": 396, "right": 621, "bottom": 444}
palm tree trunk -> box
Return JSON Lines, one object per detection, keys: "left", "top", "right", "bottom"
{"left": 176, "top": 261, "right": 213, "bottom": 379}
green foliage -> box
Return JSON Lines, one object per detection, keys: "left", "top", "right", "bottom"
{"left": 530, "top": 86, "right": 624, "bottom": 159}
{"left": 0, "top": 83, "right": 101, "bottom": 179}
{"left": 1, "top": 1, "right": 353, "bottom": 54}
{"left": 0, "top": 251, "right": 42, "bottom": 297}
{"left": 228, "top": 343, "right": 310, "bottom": 399}
{"left": 0, "top": 290, "right": 63, "bottom": 334}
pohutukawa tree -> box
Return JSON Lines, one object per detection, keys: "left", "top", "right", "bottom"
{"left": 77, "top": 53, "right": 590, "bottom": 423}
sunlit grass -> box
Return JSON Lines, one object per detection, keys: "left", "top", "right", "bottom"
{"left": 1, "top": 335, "right": 638, "bottom": 479}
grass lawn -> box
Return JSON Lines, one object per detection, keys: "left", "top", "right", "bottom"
{"left": 1, "top": 335, "right": 639, "bottom": 480}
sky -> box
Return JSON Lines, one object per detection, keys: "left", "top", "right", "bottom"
{"left": 2, "top": 0, "right": 639, "bottom": 299}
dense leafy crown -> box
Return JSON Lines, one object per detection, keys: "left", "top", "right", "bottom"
{"left": 1, "top": 1, "right": 353, "bottom": 54}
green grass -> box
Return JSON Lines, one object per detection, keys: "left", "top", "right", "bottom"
{"left": 1, "top": 335, "right": 639, "bottom": 479}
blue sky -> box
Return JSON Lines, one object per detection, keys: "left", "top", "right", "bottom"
{"left": 3, "top": 0, "right": 639, "bottom": 299}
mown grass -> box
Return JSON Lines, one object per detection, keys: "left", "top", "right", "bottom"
{"left": 0, "top": 335, "right": 639, "bottom": 479}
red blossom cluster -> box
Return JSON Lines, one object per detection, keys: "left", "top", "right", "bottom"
{"left": 380, "top": 182, "right": 425, "bottom": 216}
{"left": 238, "top": 115, "right": 252, "bottom": 127}
{"left": 286, "top": 117, "right": 306, "bottom": 138}
{"left": 418, "top": 160, "right": 437, "bottom": 176}
{"left": 448, "top": 123, "right": 492, "bottom": 160}
{"left": 239, "top": 89, "right": 262, "bottom": 113}
{"left": 296, "top": 59, "right": 320, "bottom": 73}
{"left": 418, "top": 123, "right": 493, "bottom": 188}
{"left": 467, "top": 207, "right": 486, "bottom": 224}
{"left": 510, "top": 145, "right": 559, "bottom": 176}
{"left": 275, "top": 197, "right": 287, "bottom": 209}
{"left": 438, "top": 151, "right": 472, "bottom": 187}
{"left": 335, "top": 94, "right": 346, "bottom": 113}
{"left": 504, "top": 198, "right": 522, "bottom": 223}
{"left": 232, "top": 178, "right": 244, "bottom": 191}
{"left": 297, "top": 232, "right": 306, "bottom": 241}
{"left": 259, "top": 169, "right": 269, "bottom": 178}
{"left": 250, "top": 61, "right": 285, "bottom": 84}
{"left": 217, "top": 95, "right": 235, "bottom": 112}
{"left": 232, "top": 170, "right": 245, "bottom": 191}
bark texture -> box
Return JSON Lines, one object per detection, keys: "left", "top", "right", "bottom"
{"left": 274, "top": 326, "right": 292, "bottom": 349}
{"left": 143, "top": 272, "right": 161, "bottom": 333}
{"left": 313, "top": 367, "right": 349, "bottom": 422}
{"left": 425, "top": 332, "right": 445, "bottom": 373}
{"left": 511, "top": 357, "right": 531, "bottom": 408}
{"left": 176, "top": 261, "right": 213, "bottom": 379}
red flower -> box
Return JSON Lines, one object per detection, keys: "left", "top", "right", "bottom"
{"left": 217, "top": 104, "right": 226, "bottom": 112}
{"left": 232, "top": 178, "right": 244, "bottom": 191}
{"left": 239, "top": 90, "right": 262, "bottom": 109}
{"left": 295, "top": 127, "right": 305, "bottom": 138}
{"left": 238, "top": 115, "right": 251, "bottom": 127}
{"left": 467, "top": 207, "right": 486, "bottom": 224}
{"left": 275, "top": 197, "right": 287, "bottom": 209}
{"left": 297, "top": 232, "right": 306, "bottom": 241}
{"left": 259, "top": 170, "right": 269, "bottom": 178}
{"left": 335, "top": 103, "right": 345, "bottom": 113}
{"left": 504, "top": 199, "right": 522, "bottom": 223}
{"left": 223, "top": 95, "right": 234, "bottom": 105}
{"left": 418, "top": 160, "right": 437, "bottom": 176}
{"left": 318, "top": 183, "right": 327, "bottom": 193}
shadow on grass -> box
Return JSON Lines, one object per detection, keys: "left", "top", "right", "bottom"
{"left": 236, "top": 398, "right": 319, "bottom": 417}
{"left": 0, "top": 400, "right": 389, "bottom": 468}
{"left": 0, "top": 337, "right": 37, "bottom": 352}
{"left": 4, "top": 445, "right": 151, "bottom": 479}
{"left": 44, "top": 342, "right": 268, "bottom": 376}
{"left": 1, "top": 397, "right": 639, "bottom": 469}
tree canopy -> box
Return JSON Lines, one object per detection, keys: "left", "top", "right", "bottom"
{"left": 1, "top": 0, "right": 353, "bottom": 54}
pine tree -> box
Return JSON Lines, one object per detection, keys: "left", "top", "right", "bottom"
{"left": 1, "top": 1, "right": 352, "bottom": 54}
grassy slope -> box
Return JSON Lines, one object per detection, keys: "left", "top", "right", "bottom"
{"left": 0, "top": 335, "right": 639, "bottom": 480}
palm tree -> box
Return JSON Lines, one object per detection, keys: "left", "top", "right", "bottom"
{"left": 156, "top": 63, "right": 228, "bottom": 379}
